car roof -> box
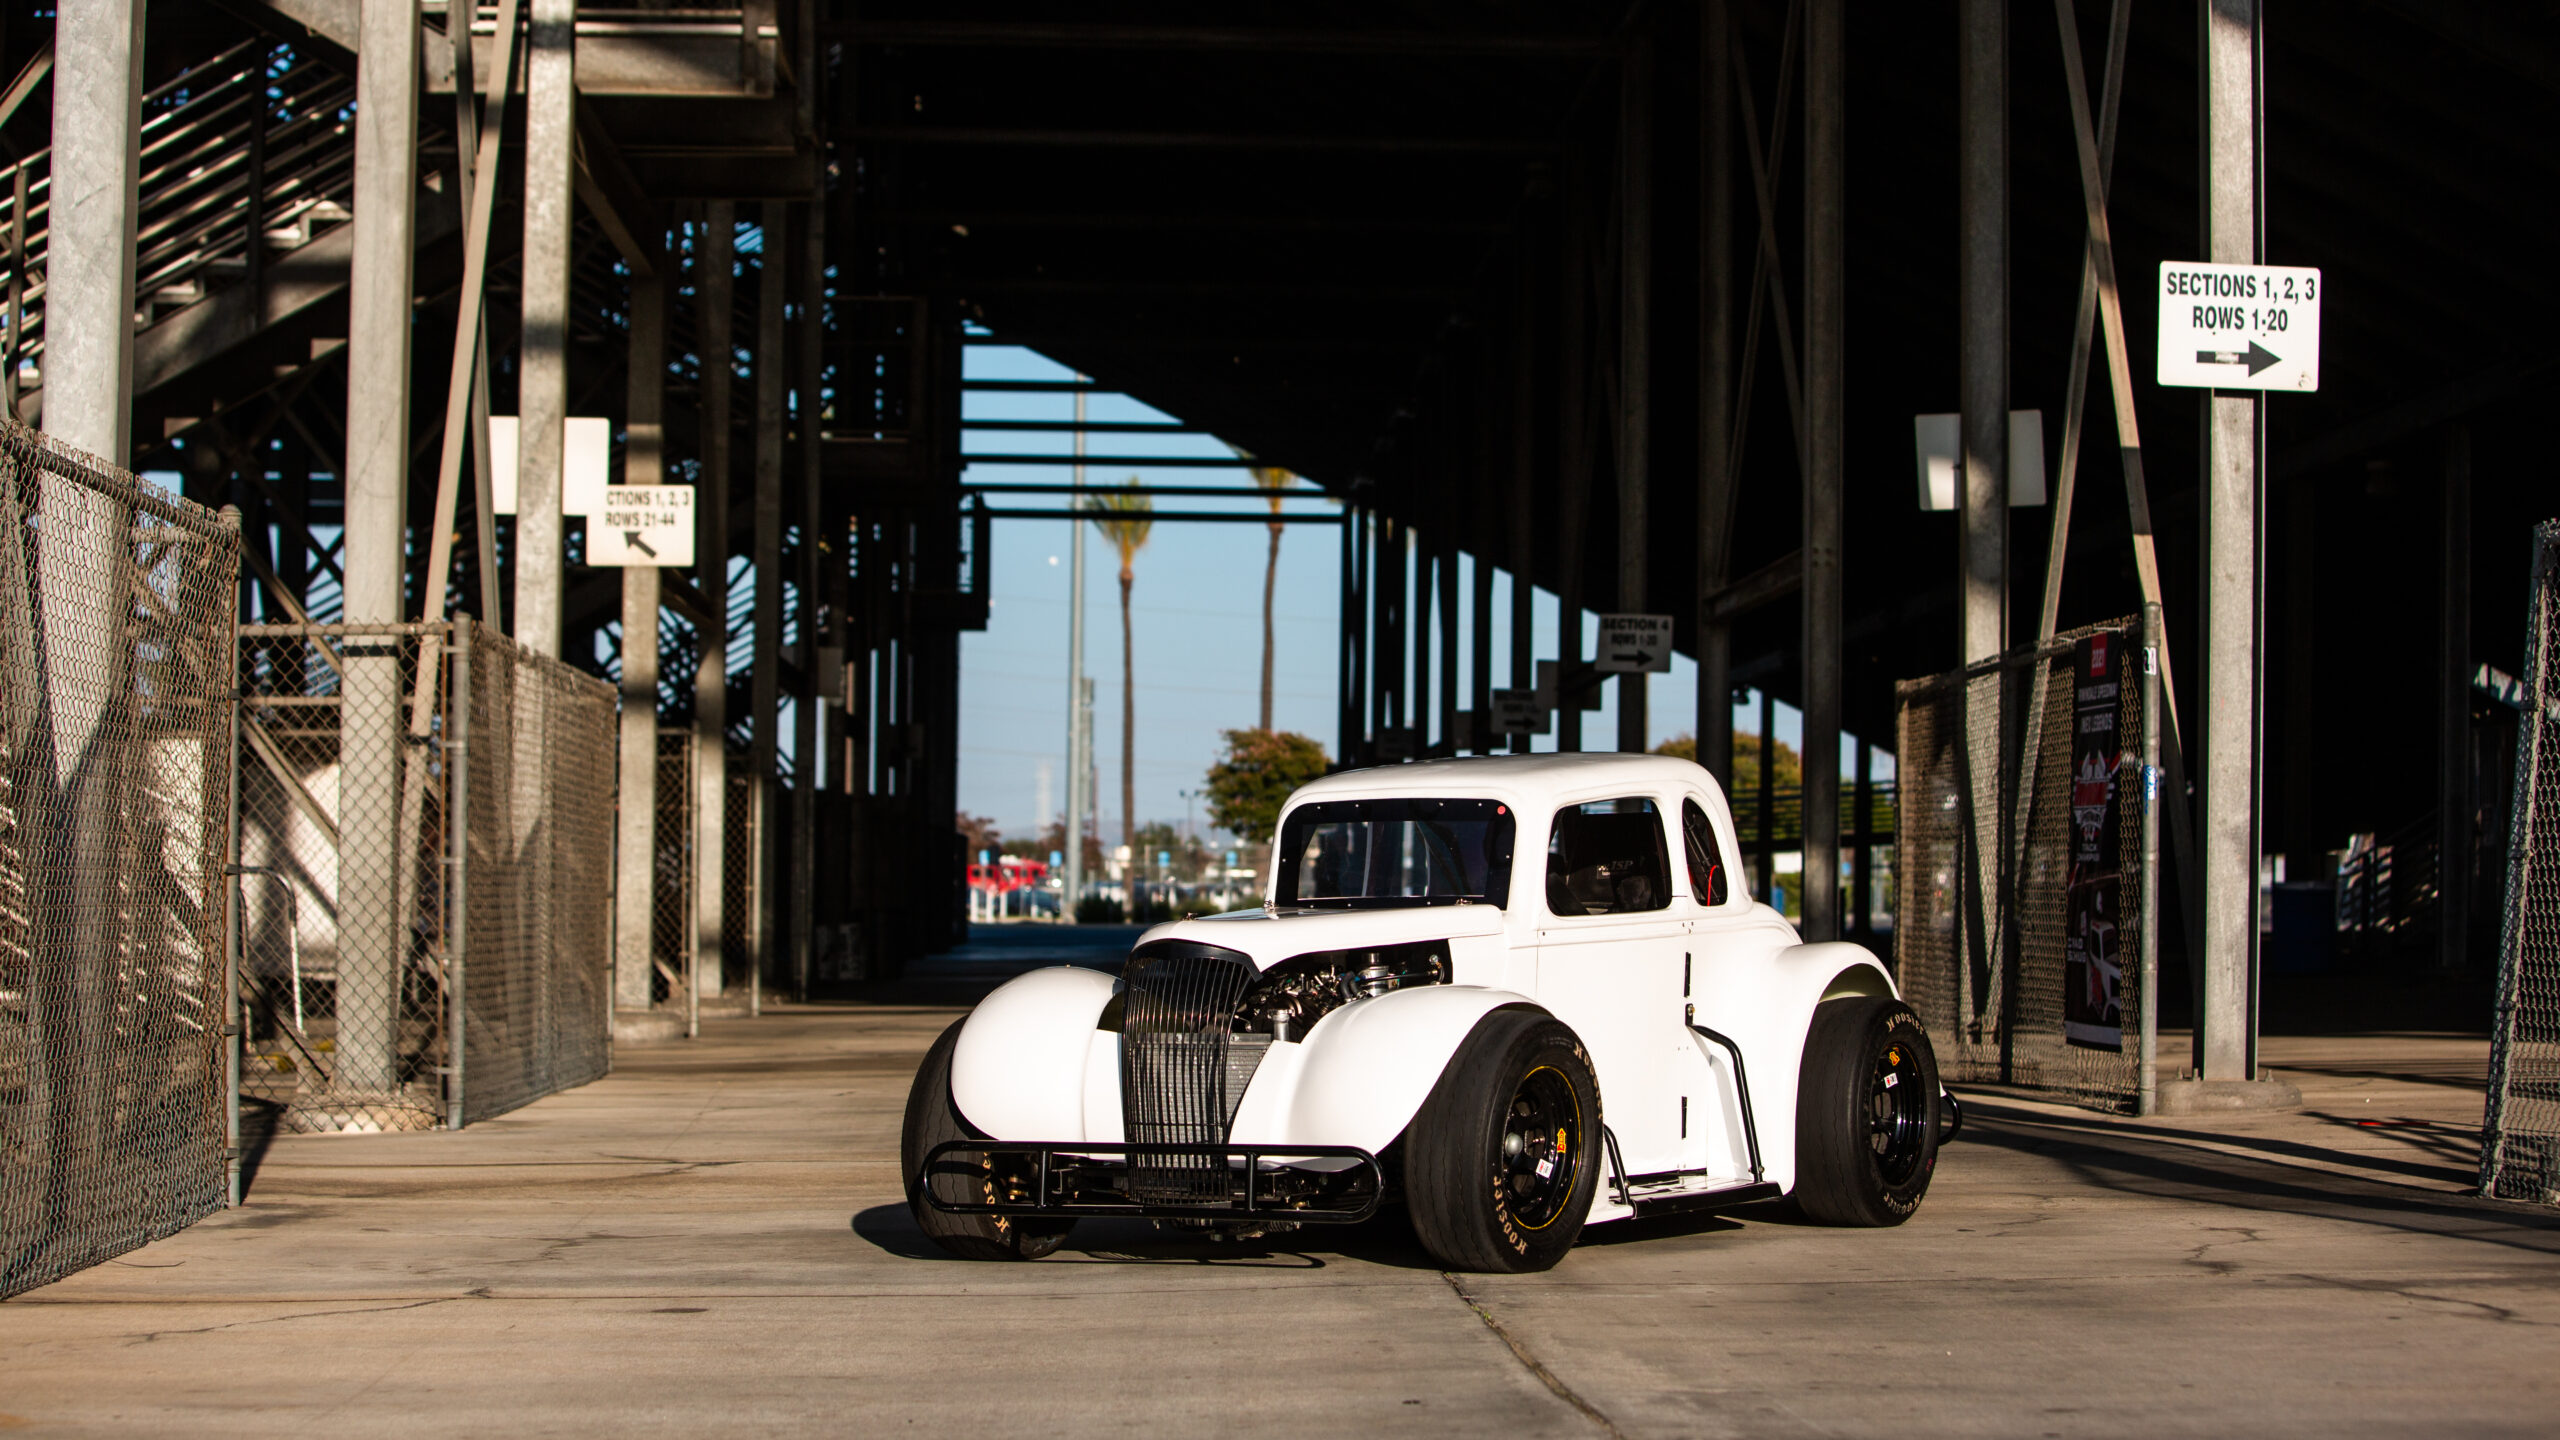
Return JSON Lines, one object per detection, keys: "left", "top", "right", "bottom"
{"left": 1287, "top": 752, "right": 1721, "bottom": 809}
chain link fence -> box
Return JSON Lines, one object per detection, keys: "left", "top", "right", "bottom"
{"left": 450, "top": 621, "right": 616, "bottom": 1123}
{"left": 2482, "top": 520, "right": 2560, "bottom": 1205}
{"left": 723, "top": 763, "right": 759, "bottom": 999}
{"left": 653, "top": 728, "right": 695, "bottom": 1016}
{"left": 236, "top": 619, "right": 615, "bottom": 1134}
{"left": 1896, "top": 616, "right": 2155, "bottom": 1113}
{"left": 236, "top": 625, "right": 447, "bottom": 1133}
{"left": 0, "top": 421, "right": 238, "bottom": 1300}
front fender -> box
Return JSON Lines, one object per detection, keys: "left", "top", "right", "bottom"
{"left": 1691, "top": 940, "right": 1895, "bottom": 1193}
{"left": 948, "top": 965, "right": 1118, "bottom": 1140}
{"left": 1228, "top": 985, "right": 1544, "bottom": 1156}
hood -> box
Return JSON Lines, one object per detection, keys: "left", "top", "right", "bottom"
{"left": 1131, "top": 903, "right": 1509, "bottom": 970}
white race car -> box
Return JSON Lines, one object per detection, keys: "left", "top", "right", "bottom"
{"left": 903, "top": 753, "right": 1952, "bottom": 1272}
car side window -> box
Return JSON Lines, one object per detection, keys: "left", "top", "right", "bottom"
{"left": 1680, "top": 799, "right": 1731, "bottom": 907}
{"left": 1545, "top": 798, "right": 1672, "bottom": 916}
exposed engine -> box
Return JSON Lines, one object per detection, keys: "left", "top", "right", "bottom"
{"left": 1234, "top": 941, "right": 1450, "bottom": 1042}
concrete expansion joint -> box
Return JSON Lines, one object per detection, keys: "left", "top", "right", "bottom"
{"left": 2153, "top": 1077, "right": 2303, "bottom": 1115}
{"left": 1440, "top": 1271, "right": 1623, "bottom": 1438}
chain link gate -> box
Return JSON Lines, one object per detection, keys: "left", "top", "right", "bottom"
{"left": 0, "top": 421, "right": 239, "bottom": 1300}
{"left": 1895, "top": 616, "right": 2158, "bottom": 1113}
{"left": 2482, "top": 520, "right": 2560, "bottom": 1205}
{"left": 235, "top": 619, "right": 615, "bottom": 1136}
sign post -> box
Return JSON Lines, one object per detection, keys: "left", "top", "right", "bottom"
{"left": 2155, "top": 262, "right": 2321, "bottom": 392}
{"left": 588, "top": 485, "right": 697, "bottom": 567}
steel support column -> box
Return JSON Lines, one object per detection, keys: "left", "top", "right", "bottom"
{"left": 1801, "top": 0, "right": 1845, "bottom": 942}
{"left": 1697, "top": 0, "right": 1737, "bottom": 788}
{"left": 693, "top": 205, "right": 734, "bottom": 998}
{"left": 1509, "top": 233, "right": 1538, "bottom": 754}
{"left": 790, "top": 200, "right": 824, "bottom": 995}
{"left": 513, "top": 0, "right": 576, "bottom": 658}
{"left": 1617, "top": 37, "right": 1653, "bottom": 753}
{"left": 751, "top": 201, "right": 788, "bottom": 989}
{"left": 2199, "top": 0, "right": 2259, "bottom": 1081}
{"left": 44, "top": 0, "right": 143, "bottom": 460}
{"left": 2440, "top": 423, "right": 2472, "bottom": 970}
{"left": 615, "top": 266, "right": 666, "bottom": 1015}
{"left": 1958, "top": 0, "right": 2010, "bottom": 1018}
{"left": 335, "top": 0, "right": 422, "bottom": 1096}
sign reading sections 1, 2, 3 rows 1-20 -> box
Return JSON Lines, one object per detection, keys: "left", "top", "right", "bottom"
{"left": 2155, "top": 261, "right": 2321, "bottom": 392}
{"left": 587, "top": 485, "right": 696, "bottom": 567}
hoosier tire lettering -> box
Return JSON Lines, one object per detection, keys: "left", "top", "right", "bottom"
{"left": 1406, "top": 1007, "right": 1600, "bottom": 1273}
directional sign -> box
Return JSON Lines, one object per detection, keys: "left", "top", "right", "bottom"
{"left": 2156, "top": 262, "right": 2321, "bottom": 391}
{"left": 491, "top": 415, "right": 613, "bottom": 515}
{"left": 1491, "top": 688, "right": 1551, "bottom": 735}
{"left": 587, "top": 485, "right": 695, "bottom": 567}
{"left": 1595, "top": 614, "right": 1675, "bottom": 674}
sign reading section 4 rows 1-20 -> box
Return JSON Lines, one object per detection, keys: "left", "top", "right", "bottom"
{"left": 2156, "top": 262, "right": 2320, "bottom": 392}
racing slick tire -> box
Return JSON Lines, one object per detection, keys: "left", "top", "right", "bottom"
{"left": 901, "top": 1018, "right": 1076, "bottom": 1261}
{"left": 1792, "top": 996, "right": 1942, "bottom": 1227}
{"left": 1405, "top": 1007, "right": 1601, "bottom": 1273}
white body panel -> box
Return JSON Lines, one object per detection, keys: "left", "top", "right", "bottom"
{"left": 940, "top": 752, "right": 1906, "bottom": 1220}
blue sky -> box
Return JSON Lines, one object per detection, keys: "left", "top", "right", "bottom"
{"left": 956, "top": 341, "right": 1899, "bottom": 848}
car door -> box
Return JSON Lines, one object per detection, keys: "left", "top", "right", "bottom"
{"left": 1528, "top": 795, "right": 1690, "bottom": 1177}
{"left": 1667, "top": 794, "right": 1751, "bottom": 1181}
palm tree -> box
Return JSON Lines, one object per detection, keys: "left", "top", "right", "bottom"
{"left": 1090, "top": 483, "right": 1154, "bottom": 853}
{"left": 1247, "top": 462, "right": 1295, "bottom": 732}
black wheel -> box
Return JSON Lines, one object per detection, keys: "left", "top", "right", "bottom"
{"left": 1406, "top": 1008, "right": 1602, "bottom": 1273}
{"left": 1792, "top": 996, "right": 1942, "bottom": 1226}
{"left": 900, "top": 1018, "right": 1075, "bottom": 1261}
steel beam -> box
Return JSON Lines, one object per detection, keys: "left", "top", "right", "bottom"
{"left": 513, "top": 0, "right": 575, "bottom": 658}
{"left": 693, "top": 204, "right": 734, "bottom": 999}
{"left": 830, "top": 21, "right": 1619, "bottom": 58}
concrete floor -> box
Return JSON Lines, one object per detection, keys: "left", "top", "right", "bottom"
{"left": 3, "top": 939, "right": 2555, "bottom": 1436}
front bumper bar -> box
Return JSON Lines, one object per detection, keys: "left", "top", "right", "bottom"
{"left": 917, "top": 1141, "right": 1385, "bottom": 1224}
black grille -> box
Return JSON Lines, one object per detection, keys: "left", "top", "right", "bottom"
{"left": 1120, "top": 942, "right": 1258, "bottom": 1204}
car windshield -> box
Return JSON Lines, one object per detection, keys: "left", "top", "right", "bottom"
{"left": 1275, "top": 798, "right": 1516, "bottom": 910}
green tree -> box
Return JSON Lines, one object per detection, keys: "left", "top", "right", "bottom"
{"left": 1205, "top": 728, "right": 1332, "bottom": 851}
{"left": 1654, "top": 731, "right": 1803, "bottom": 797}
{"left": 1090, "top": 485, "right": 1154, "bottom": 848}
{"left": 954, "top": 811, "right": 1003, "bottom": 861}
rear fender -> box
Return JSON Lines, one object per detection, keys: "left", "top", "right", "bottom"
{"left": 1689, "top": 941, "right": 1895, "bottom": 1193}
{"left": 947, "top": 965, "right": 1118, "bottom": 1141}
{"left": 1228, "top": 985, "right": 1544, "bottom": 1155}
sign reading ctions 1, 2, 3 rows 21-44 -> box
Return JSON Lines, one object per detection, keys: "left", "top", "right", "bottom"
{"left": 2155, "top": 262, "right": 2321, "bottom": 392}
{"left": 587, "top": 485, "right": 695, "bottom": 567}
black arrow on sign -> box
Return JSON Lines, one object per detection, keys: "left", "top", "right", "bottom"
{"left": 625, "top": 531, "right": 657, "bottom": 557}
{"left": 2194, "top": 340, "right": 2281, "bottom": 376}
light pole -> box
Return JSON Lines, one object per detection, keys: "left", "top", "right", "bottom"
{"left": 1062, "top": 375, "right": 1090, "bottom": 921}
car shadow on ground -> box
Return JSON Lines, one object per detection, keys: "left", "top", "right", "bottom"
{"left": 855, "top": 1199, "right": 1778, "bottom": 1267}
{"left": 855, "top": 1202, "right": 1485, "bottom": 1270}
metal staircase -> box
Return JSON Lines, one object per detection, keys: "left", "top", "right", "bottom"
{"left": 0, "top": 38, "right": 361, "bottom": 429}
